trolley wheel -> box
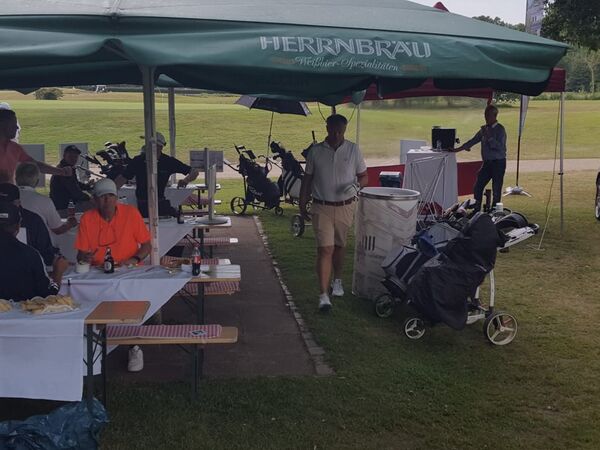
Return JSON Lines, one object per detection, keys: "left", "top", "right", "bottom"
{"left": 483, "top": 311, "right": 518, "bottom": 346}
{"left": 595, "top": 175, "right": 600, "bottom": 220}
{"left": 230, "top": 197, "right": 247, "bottom": 215}
{"left": 274, "top": 206, "right": 284, "bottom": 216}
{"left": 291, "top": 214, "right": 305, "bottom": 237}
{"left": 374, "top": 293, "right": 395, "bottom": 318}
{"left": 305, "top": 200, "right": 312, "bottom": 214}
{"left": 402, "top": 317, "right": 426, "bottom": 340}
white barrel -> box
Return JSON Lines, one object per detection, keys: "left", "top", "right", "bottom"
{"left": 352, "top": 187, "right": 420, "bottom": 301}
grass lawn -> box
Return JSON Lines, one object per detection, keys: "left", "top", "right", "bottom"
{"left": 1, "top": 90, "right": 599, "bottom": 164}
{"left": 101, "top": 171, "right": 600, "bottom": 449}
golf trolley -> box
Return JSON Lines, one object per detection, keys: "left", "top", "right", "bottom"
{"left": 269, "top": 140, "right": 315, "bottom": 237}
{"left": 82, "top": 141, "right": 131, "bottom": 180}
{"left": 229, "top": 144, "right": 283, "bottom": 216}
{"left": 373, "top": 203, "right": 538, "bottom": 346}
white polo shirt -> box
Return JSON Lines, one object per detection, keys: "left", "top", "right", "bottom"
{"left": 18, "top": 186, "right": 63, "bottom": 238}
{"left": 305, "top": 139, "right": 367, "bottom": 202}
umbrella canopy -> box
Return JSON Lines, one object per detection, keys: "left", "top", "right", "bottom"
{"left": 235, "top": 96, "right": 310, "bottom": 116}
{"left": 0, "top": 0, "right": 568, "bottom": 99}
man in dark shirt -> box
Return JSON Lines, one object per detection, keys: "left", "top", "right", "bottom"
{"left": 455, "top": 105, "right": 507, "bottom": 211}
{"left": 115, "top": 132, "right": 199, "bottom": 217}
{"left": 49, "top": 144, "right": 93, "bottom": 214}
{"left": 0, "top": 183, "right": 68, "bottom": 285}
{"left": 0, "top": 202, "right": 59, "bottom": 301}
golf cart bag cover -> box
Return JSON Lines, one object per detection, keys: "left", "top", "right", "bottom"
{"left": 407, "top": 213, "right": 506, "bottom": 330}
{"left": 382, "top": 245, "right": 431, "bottom": 283}
{"left": 495, "top": 212, "right": 529, "bottom": 233}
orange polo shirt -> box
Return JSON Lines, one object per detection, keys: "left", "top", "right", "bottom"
{"left": 75, "top": 203, "right": 151, "bottom": 266}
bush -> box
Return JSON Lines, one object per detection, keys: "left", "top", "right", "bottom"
{"left": 34, "top": 88, "right": 64, "bottom": 100}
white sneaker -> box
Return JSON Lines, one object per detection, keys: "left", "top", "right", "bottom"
{"left": 318, "top": 293, "right": 332, "bottom": 312}
{"left": 331, "top": 279, "right": 344, "bottom": 297}
{"left": 127, "top": 345, "right": 144, "bottom": 372}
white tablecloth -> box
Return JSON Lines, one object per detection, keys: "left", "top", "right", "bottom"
{"left": 403, "top": 149, "right": 458, "bottom": 209}
{"left": 54, "top": 218, "right": 197, "bottom": 264}
{"left": 0, "top": 266, "right": 191, "bottom": 402}
{"left": 60, "top": 265, "right": 192, "bottom": 320}
{"left": 0, "top": 298, "right": 101, "bottom": 401}
{"left": 118, "top": 184, "right": 197, "bottom": 208}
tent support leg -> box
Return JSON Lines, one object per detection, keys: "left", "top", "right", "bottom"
{"left": 168, "top": 87, "right": 177, "bottom": 183}
{"left": 141, "top": 65, "right": 160, "bottom": 266}
{"left": 559, "top": 92, "right": 565, "bottom": 235}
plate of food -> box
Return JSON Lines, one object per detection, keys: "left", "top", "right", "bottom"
{"left": 21, "top": 295, "right": 79, "bottom": 315}
{"left": 0, "top": 299, "right": 13, "bottom": 313}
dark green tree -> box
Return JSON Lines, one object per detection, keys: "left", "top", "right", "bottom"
{"left": 542, "top": 0, "right": 600, "bottom": 50}
{"left": 472, "top": 15, "right": 526, "bottom": 32}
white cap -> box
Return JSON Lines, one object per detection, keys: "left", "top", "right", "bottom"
{"left": 93, "top": 178, "right": 118, "bottom": 197}
{"left": 139, "top": 132, "right": 166, "bottom": 147}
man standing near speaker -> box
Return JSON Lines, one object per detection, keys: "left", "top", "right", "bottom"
{"left": 455, "top": 104, "right": 507, "bottom": 211}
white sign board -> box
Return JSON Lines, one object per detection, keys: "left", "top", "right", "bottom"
{"left": 21, "top": 144, "right": 45, "bottom": 188}
{"left": 189, "top": 149, "right": 224, "bottom": 172}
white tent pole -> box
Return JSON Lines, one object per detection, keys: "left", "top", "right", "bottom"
{"left": 168, "top": 87, "right": 177, "bottom": 184}
{"left": 355, "top": 103, "right": 361, "bottom": 146}
{"left": 560, "top": 92, "right": 565, "bottom": 235}
{"left": 141, "top": 65, "right": 160, "bottom": 265}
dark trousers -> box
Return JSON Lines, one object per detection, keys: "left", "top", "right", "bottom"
{"left": 473, "top": 159, "right": 506, "bottom": 211}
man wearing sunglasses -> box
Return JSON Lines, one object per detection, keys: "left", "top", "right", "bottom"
{"left": 75, "top": 178, "right": 151, "bottom": 266}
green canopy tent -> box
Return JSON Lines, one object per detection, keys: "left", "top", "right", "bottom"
{"left": 0, "top": 0, "right": 568, "bottom": 263}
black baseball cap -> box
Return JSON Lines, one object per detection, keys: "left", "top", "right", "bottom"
{"left": 63, "top": 145, "right": 82, "bottom": 154}
{"left": 0, "top": 183, "right": 19, "bottom": 203}
{"left": 0, "top": 202, "right": 21, "bottom": 226}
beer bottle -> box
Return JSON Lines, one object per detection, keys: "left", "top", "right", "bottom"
{"left": 67, "top": 200, "right": 75, "bottom": 219}
{"left": 192, "top": 245, "right": 201, "bottom": 276}
{"left": 104, "top": 247, "right": 115, "bottom": 274}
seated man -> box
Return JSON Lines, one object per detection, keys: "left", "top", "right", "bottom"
{"left": 0, "top": 183, "right": 69, "bottom": 285}
{"left": 0, "top": 202, "right": 59, "bottom": 301}
{"left": 76, "top": 178, "right": 151, "bottom": 266}
{"left": 49, "top": 144, "right": 93, "bottom": 215}
{"left": 16, "top": 162, "right": 77, "bottom": 238}
{"left": 115, "top": 132, "right": 199, "bottom": 217}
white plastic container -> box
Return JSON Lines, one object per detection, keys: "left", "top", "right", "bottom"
{"left": 352, "top": 187, "right": 420, "bottom": 301}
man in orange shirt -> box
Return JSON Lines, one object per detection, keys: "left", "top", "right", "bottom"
{"left": 0, "top": 109, "right": 73, "bottom": 183}
{"left": 76, "top": 178, "right": 151, "bottom": 266}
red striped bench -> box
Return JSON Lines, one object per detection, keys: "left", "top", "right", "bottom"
{"left": 160, "top": 256, "right": 224, "bottom": 267}
{"left": 182, "top": 281, "right": 240, "bottom": 297}
{"left": 177, "top": 236, "right": 239, "bottom": 247}
{"left": 107, "top": 324, "right": 238, "bottom": 395}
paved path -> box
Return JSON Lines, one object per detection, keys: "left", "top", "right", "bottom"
{"left": 107, "top": 215, "right": 315, "bottom": 382}
{"left": 219, "top": 157, "right": 600, "bottom": 179}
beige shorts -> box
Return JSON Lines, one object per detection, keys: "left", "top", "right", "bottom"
{"left": 311, "top": 202, "right": 356, "bottom": 248}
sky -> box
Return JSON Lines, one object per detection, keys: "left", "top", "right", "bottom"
{"left": 410, "top": 0, "right": 528, "bottom": 25}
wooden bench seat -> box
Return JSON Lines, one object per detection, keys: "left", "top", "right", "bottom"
{"left": 107, "top": 325, "right": 238, "bottom": 395}
{"left": 160, "top": 256, "right": 229, "bottom": 267}
{"left": 177, "top": 237, "right": 239, "bottom": 248}
{"left": 182, "top": 281, "right": 240, "bottom": 296}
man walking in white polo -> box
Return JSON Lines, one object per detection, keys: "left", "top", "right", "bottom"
{"left": 299, "top": 114, "right": 368, "bottom": 312}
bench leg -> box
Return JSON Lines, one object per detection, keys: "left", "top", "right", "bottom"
{"left": 191, "top": 345, "right": 204, "bottom": 398}
{"left": 196, "top": 283, "right": 205, "bottom": 324}
{"left": 85, "top": 324, "right": 94, "bottom": 410}
{"left": 101, "top": 326, "right": 107, "bottom": 406}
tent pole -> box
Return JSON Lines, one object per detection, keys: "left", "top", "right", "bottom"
{"left": 560, "top": 92, "right": 565, "bottom": 235}
{"left": 356, "top": 103, "right": 361, "bottom": 146}
{"left": 168, "top": 87, "right": 176, "bottom": 183}
{"left": 268, "top": 111, "right": 274, "bottom": 153}
{"left": 141, "top": 65, "right": 160, "bottom": 265}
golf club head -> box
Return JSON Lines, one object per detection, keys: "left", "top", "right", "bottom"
{"left": 503, "top": 186, "right": 532, "bottom": 197}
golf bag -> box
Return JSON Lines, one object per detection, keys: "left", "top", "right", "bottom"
{"left": 238, "top": 150, "right": 280, "bottom": 209}
{"left": 270, "top": 141, "right": 304, "bottom": 202}
{"left": 407, "top": 213, "right": 507, "bottom": 330}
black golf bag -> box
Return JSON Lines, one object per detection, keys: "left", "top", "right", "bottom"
{"left": 238, "top": 152, "right": 280, "bottom": 209}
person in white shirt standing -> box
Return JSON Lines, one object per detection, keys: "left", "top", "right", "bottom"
{"left": 15, "top": 162, "right": 77, "bottom": 241}
{"left": 299, "top": 114, "right": 368, "bottom": 312}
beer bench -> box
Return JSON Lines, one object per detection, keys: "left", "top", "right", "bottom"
{"left": 107, "top": 324, "right": 238, "bottom": 396}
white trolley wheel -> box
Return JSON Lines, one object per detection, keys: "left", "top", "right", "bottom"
{"left": 483, "top": 311, "right": 518, "bottom": 346}
{"left": 402, "top": 317, "right": 426, "bottom": 340}
{"left": 595, "top": 175, "right": 600, "bottom": 220}
{"left": 274, "top": 206, "right": 284, "bottom": 216}
{"left": 230, "top": 196, "right": 247, "bottom": 215}
{"left": 291, "top": 214, "right": 305, "bottom": 237}
{"left": 374, "top": 293, "right": 395, "bottom": 319}
{"left": 305, "top": 200, "right": 312, "bottom": 214}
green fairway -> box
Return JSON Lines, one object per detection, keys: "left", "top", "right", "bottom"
{"left": 1, "top": 90, "right": 598, "bottom": 165}
{"left": 101, "top": 171, "right": 600, "bottom": 449}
